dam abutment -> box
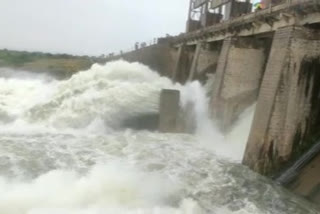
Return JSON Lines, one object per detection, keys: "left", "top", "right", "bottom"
{"left": 243, "top": 26, "right": 320, "bottom": 176}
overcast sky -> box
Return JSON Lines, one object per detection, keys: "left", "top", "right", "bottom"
{"left": 0, "top": 0, "right": 189, "bottom": 56}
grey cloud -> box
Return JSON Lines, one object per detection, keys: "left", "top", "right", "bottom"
{"left": 0, "top": 0, "right": 189, "bottom": 55}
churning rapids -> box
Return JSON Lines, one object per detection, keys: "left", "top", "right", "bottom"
{"left": 0, "top": 61, "right": 318, "bottom": 214}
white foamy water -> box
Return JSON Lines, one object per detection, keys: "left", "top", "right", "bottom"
{"left": 0, "top": 62, "right": 318, "bottom": 214}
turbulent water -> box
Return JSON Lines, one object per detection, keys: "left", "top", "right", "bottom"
{"left": 0, "top": 61, "right": 318, "bottom": 214}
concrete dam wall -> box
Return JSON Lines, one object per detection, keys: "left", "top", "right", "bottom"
{"left": 105, "top": 0, "right": 320, "bottom": 204}
{"left": 105, "top": 43, "right": 179, "bottom": 78}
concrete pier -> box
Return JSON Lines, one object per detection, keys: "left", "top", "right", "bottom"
{"left": 172, "top": 45, "right": 194, "bottom": 83}
{"left": 188, "top": 42, "right": 221, "bottom": 82}
{"left": 211, "top": 37, "right": 268, "bottom": 131}
{"left": 159, "top": 89, "right": 181, "bottom": 133}
{"left": 188, "top": 42, "right": 203, "bottom": 81}
{"left": 243, "top": 26, "right": 320, "bottom": 176}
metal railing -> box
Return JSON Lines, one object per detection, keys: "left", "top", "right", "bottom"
{"left": 173, "top": 0, "right": 318, "bottom": 44}
{"left": 276, "top": 140, "right": 320, "bottom": 185}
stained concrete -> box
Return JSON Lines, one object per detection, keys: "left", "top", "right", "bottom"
{"left": 243, "top": 26, "right": 320, "bottom": 176}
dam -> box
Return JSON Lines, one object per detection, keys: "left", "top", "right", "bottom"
{"left": 106, "top": 0, "right": 320, "bottom": 204}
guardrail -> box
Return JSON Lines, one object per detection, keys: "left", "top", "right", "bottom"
{"left": 276, "top": 140, "right": 320, "bottom": 185}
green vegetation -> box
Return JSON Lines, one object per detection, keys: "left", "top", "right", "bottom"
{"left": 0, "top": 49, "right": 102, "bottom": 78}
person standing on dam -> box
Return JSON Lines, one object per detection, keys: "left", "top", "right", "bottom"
{"left": 254, "top": 0, "right": 283, "bottom": 10}
{"left": 254, "top": 0, "right": 267, "bottom": 10}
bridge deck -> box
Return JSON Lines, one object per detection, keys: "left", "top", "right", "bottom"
{"left": 171, "top": 0, "right": 320, "bottom": 46}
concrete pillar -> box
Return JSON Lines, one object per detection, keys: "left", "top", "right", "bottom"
{"left": 188, "top": 42, "right": 220, "bottom": 82}
{"left": 172, "top": 45, "right": 194, "bottom": 84}
{"left": 243, "top": 26, "right": 320, "bottom": 176}
{"left": 172, "top": 45, "right": 183, "bottom": 82}
{"left": 188, "top": 42, "right": 203, "bottom": 81}
{"left": 211, "top": 37, "right": 267, "bottom": 131}
{"left": 159, "top": 89, "right": 180, "bottom": 133}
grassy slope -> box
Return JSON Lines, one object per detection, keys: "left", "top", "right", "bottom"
{"left": 0, "top": 49, "right": 97, "bottom": 78}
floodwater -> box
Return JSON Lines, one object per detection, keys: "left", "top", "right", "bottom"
{"left": 0, "top": 61, "right": 318, "bottom": 214}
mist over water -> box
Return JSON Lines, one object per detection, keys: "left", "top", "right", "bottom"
{"left": 0, "top": 61, "right": 318, "bottom": 214}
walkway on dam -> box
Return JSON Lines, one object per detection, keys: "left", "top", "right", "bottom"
{"left": 171, "top": 0, "right": 320, "bottom": 46}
